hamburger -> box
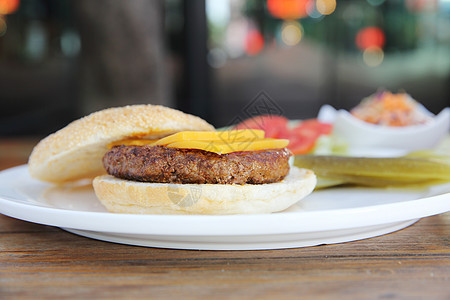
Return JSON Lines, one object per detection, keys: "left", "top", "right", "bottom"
{"left": 28, "top": 105, "right": 316, "bottom": 214}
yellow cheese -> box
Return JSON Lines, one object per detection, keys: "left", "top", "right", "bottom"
{"left": 107, "top": 130, "right": 287, "bottom": 154}
{"left": 166, "top": 138, "right": 289, "bottom": 154}
{"left": 152, "top": 129, "right": 265, "bottom": 146}
{"left": 107, "top": 130, "right": 264, "bottom": 149}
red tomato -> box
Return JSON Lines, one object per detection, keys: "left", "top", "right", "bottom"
{"left": 234, "top": 115, "right": 289, "bottom": 138}
{"left": 289, "top": 119, "right": 333, "bottom": 154}
{"left": 288, "top": 134, "right": 317, "bottom": 155}
{"left": 294, "top": 119, "right": 333, "bottom": 135}
{"left": 234, "top": 115, "right": 332, "bottom": 155}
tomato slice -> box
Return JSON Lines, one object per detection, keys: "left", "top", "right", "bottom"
{"left": 234, "top": 115, "right": 289, "bottom": 138}
{"left": 293, "top": 119, "right": 333, "bottom": 135}
{"left": 289, "top": 119, "right": 333, "bottom": 154}
{"left": 288, "top": 135, "right": 317, "bottom": 155}
{"left": 234, "top": 115, "right": 333, "bottom": 154}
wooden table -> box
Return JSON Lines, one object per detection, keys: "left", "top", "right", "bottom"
{"left": 1, "top": 138, "right": 449, "bottom": 299}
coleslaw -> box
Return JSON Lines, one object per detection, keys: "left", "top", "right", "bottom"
{"left": 350, "top": 91, "right": 432, "bottom": 127}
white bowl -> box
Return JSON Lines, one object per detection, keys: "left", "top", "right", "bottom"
{"left": 318, "top": 104, "right": 450, "bottom": 153}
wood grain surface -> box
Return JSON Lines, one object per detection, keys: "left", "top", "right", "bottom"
{"left": 0, "top": 138, "right": 449, "bottom": 299}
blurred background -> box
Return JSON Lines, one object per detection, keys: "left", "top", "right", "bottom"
{"left": 1, "top": 0, "right": 449, "bottom": 137}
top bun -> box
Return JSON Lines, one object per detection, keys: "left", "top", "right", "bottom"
{"left": 28, "top": 105, "right": 215, "bottom": 183}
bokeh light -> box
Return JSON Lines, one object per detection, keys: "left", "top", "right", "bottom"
{"left": 356, "top": 27, "right": 385, "bottom": 50}
{"left": 245, "top": 28, "right": 264, "bottom": 55}
{"left": 225, "top": 19, "right": 247, "bottom": 58}
{"left": 0, "top": 0, "right": 20, "bottom": 15}
{"left": 206, "top": 0, "right": 230, "bottom": 27}
{"left": 60, "top": 30, "right": 81, "bottom": 58}
{"left": 363, "top": 46, "right": 384, "bottom": 67}
{"left": 316, "top": 0, "right": 336, "bottom": 15}
{"left": 281, "top": 21, "right": 303, "bottom": 46}
{"left": 24, "top": 21, "right": 47, "bottom": 60}
{"left": 267, "top": 0, "right": 310, "bottom": 19}
{"left": 306, "top": 1, "right": 324, "bottom": 19}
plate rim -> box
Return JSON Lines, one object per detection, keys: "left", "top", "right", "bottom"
{"left": 0, "top": 165, "right": 449, "bottom": 236}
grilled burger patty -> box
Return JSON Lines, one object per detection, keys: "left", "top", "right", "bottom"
{"left": 103, "top": 145, "right": 291, "bottom": 184}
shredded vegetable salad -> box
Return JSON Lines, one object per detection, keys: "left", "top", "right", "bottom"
{"left": 350, "top": 91, "right": 432, "bottom": 126}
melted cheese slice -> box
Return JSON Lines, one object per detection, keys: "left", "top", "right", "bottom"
{"left": 109, "top": 130, "right": 288, "bottom": 154}
{"left": 152, "top": 129, "right": 265, "bottom": 146}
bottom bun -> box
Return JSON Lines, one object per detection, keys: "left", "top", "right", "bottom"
{"left": 93, "top": 166, "right": 316, "bottom": 215}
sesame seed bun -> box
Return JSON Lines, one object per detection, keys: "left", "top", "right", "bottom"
{"left": 28, "top": 105, "right": 215, "bottom": 183}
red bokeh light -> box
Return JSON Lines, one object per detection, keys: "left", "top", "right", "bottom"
{"left": 267, "top": 0, "right": 310, "bottom": 20}
{"left": 245, "top": 29, "right": 264, "bottom": 56}
{"left": 355, "top": 27, "right": 385, "bottom": 50}
{"left": 0, "top": 0, "right": 20, "bottom": 15}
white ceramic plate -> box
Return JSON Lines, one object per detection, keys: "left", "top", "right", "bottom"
{"left": 0, "top": 165, "right": 449, "bottom": 250}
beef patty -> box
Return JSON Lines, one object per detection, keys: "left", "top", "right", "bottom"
{"left": 103, "top": 145, "right": 291, "bottom": 184}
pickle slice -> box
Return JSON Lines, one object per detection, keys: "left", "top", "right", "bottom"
{"left": 294, "top": 155, "right": 450, "bottom": 187}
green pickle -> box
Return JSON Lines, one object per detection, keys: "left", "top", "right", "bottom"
{"left": 294, "top": 154, "right": 450, "bottom": 188}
